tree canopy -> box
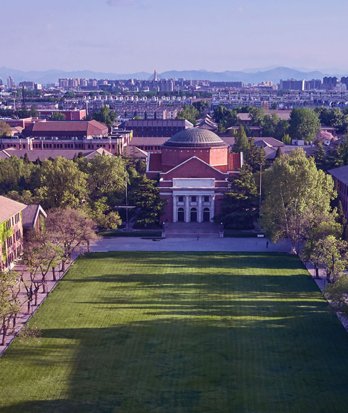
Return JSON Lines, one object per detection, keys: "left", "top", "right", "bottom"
{"left": 261, "top": 149, "right": 337, "bottom": 253}
{"left": 289, "top": 108, "right": 320, "bottom": 143}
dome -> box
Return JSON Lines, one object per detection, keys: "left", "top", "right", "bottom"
{"left": 164, "top": 128, "right": 226, "bottom": 147}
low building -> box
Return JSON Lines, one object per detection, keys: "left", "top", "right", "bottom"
{"left": 23, "top": 120, "right": 108, "bottom": 139}
{"left": 147, "top": 128, "right": 243, "bottom": 223}
{"left": 0, "top": 196, "right": 26, "bottom": 271}
{"left": 328, "top": 166, "right": 348, "bottom": 219}
{"left": 22, "top": 204, "right": 47, "bottom": 237}
{"left": 122, "top": 119, "right": 193, "bottom": 137}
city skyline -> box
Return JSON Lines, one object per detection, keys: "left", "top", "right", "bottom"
{"left": 2, "top": 0, "right": 348, "bottom": 73}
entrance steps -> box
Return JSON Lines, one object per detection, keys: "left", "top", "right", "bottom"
{"left": 164, "top": 222, "right": 222, "bottom": 238}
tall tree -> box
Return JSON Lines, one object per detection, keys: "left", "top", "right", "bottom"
{"left": 36, "top": 157, "right": 88, "bottom": 209}
{"left": 93, "top": 106, "right": 116, "bottom": 130}
{"left": 233, "top": 126, "right": 249, "bottom": 154}
{"left": 289, "top": 108, "right": 320, "bottom": 143}
{"left": 0, "top": 121, "right": 11, "bottom": 137}
{"left": 221, "top": 164, "right": 258, "bottom": 229}
{"left": 177, "top": 105, "right": 199, "bottom": 125}
{"left": 129, "top": 176, "right": 165, "bottom": 228}
{"left": 46, "top": 208, "right": 98, "bottom": 270}
{"left": 261, "top": 149, "right": 337, "bottom": 254}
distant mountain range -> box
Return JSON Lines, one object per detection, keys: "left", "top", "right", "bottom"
{"left": 0, "top": 66, "right": 335, "bottom": 84}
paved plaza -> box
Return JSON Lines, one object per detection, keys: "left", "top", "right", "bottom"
{"left": 91, "top": 236, "right": 291, "bottom": 252}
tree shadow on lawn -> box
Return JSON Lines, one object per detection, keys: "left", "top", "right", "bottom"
{"left": 82, "top": 252, "right": 303, "bottom": 271}
{"left": 2, "top": 315, "right": 348, "bottom": 413}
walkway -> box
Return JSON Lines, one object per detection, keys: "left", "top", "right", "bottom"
{"left": 0, "top": 260, "right": 73, "bottom": 356}
{"left": 164, "top": 222, "right": 221, "bottom": 238}
{"left": 91, "top": 236, "right": 291, "bottom": 252}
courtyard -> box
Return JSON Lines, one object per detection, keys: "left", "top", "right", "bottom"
{"left": 0, "top": 252, "right": 348, "bottom": 412}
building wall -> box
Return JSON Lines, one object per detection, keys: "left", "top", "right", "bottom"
{"left": 0, "top": 213, "right": 23, "bottom": 271}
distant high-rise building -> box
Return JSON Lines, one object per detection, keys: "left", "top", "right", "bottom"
{"left": 153, "top": 69, "right": 158, "bottom": 82}
{"left": 304, "top": 79, "right": 322, "bottom": 90}
{"left": 341, "top": 77, "right": 348, "bottom": 89}
{"left": 322, "top": 76, "right": 337, "bottom": 90}
{"left": 6, "top": 76, "right": 15, "bottom": 89}
{"left": 279, "top": 79, "right": 304, "bottom": 91}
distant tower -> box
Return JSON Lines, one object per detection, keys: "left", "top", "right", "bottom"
{"left": 153, "top": 69, "right": 158, "bottom": 82}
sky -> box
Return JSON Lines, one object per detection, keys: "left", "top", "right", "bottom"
{"left": 1, "top": 0, "right": 348, "bottom": 74}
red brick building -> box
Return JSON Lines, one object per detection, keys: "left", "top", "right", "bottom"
{"left": 147, "top": 128, "right": 242, "bottom": 223}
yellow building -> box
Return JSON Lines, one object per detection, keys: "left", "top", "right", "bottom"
{"left": 0, "top": 196, "right": 26, "bottom": 271}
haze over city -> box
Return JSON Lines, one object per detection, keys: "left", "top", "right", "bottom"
{"left": 2, "top": 0, "right": 348, "bottom": 73}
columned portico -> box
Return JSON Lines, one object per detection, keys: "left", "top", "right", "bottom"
{"left": 172, "top": 180, "right": 215, "bottom": 223}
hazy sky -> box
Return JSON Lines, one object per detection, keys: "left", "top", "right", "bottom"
{"left": 2, "top": 0, "right": 347, "bottom": 73}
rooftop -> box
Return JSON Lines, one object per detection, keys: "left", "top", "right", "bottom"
{"left": 0, "top": 196, "right": 27, "bottom": 223}
{"left": 164, "top": 128, "right": 226, "bottom": 148}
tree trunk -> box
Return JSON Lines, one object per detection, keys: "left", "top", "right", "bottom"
{"left": 315, "top": 267, "right": 319, "bottom": 279}
{"left": 52, "top": 267, "right": 56, "bottom": 281}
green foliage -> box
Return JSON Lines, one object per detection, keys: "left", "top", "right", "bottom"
{"left": 325, "top": 275, "right": 348, "bottom": 313}
{"left": 221, "top": 165, "right": 258, "bottom": 229}
{"left": 0, "top": 121, "right": 11, "bottom": 137}
{"left": 50, "top": 112, "right": 65, "bottom": 121}
{"left": 213, "top": 105, "right": 237, "bottom": 132}
{"left": 92, "top": 106, "right": 116, "bottom": 130}
{"left": 0, "top": 157, "right": 38, "bottom": 194}
{"left": 130, "top": 176, "right": 165, "bottom": 228}
{"left": 233, "top": 126, "right": 249, "bottom": 154}
{"left": 289, "top": 108, "right": 320, "bottom": 143}
{"left": 37, "top": 157, "right": 88, "bottom": 209}
{"left": 177, "top": 105, "right": 199, "bottom": 125}
{"left": 261, "top": 149, "right": 337, "bottom": 253}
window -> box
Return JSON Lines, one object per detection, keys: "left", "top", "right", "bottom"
{"left": 191, "top": 196, "right": 197, "bottom": 203}
{"left": 204, "top": 196, "right": 210, "bottom": 203}
{"left": 178, "top": 196, "right": 184, "bottom": 203}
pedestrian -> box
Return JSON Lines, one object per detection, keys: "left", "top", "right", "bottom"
{"left": 266, "top": 240, "right": 269, "bottom": 248}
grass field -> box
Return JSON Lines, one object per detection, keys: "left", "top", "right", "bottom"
{"left": 1, "top": 252, "right": 348, "bottom": 413}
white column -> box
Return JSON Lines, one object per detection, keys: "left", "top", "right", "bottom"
{"left": 185, "top": 196, "right": 190, "bottom": 223}
{"left": 210, "top": 195, "right": 215, "bottom": 221}
{"left": 173, "top": 195, "right": 177, "bottom": 223}
{"left": 198, "top": 196, "right": 203, "bottom": 223}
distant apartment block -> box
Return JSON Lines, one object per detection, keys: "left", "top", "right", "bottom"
{"left": 279, "top": 79, "right": 305, "bottom": 91}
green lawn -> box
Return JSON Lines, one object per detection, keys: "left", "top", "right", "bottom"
{"left": 1, "top": 252, "right": 348, "bottom": 413}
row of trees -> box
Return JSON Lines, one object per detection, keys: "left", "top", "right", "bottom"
{"left": 0, "top": 207, "right": 97, "bottom": 345}
{"left": 0, "top": 155, "right": 163, "bottom": 229}
{"left": 260, "top": 149, "right": 348, "bottom": 283}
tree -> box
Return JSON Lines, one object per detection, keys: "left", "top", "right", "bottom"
{"left": 46, "top": 208, "right": 98, "bottom": 270}
{"left": 233, "top": 126, "right": 249, "bottom": 154}
{"left": 129, "top": 176, "right": 165, "bottom": 228}
{"left": 50, "top": 112, "right": 65, "bottom": 121}
{"left": 302, "top": 220, "right": 342, "bottom": 278}
{"left": 261, "top": 149, "right": 337, "bottom": 254}
{"left": 36, "top": 157, "right": 88, "bottom": 209}
{"left": 0, "top": 271, "right": 20, "bottom": 345}
{"left": 0, "top": 157, "right": 37, "bottom": 194}
{"left": 0, "top": 121, "right": 11, "bottom": 137}
{"left": 289, "top": 108, "right": 320, "bottom": 143}
{"left": 93, "top": 106, "right": 116, "bottom": 130}
{"left": 325, "top": 275, "right": 348, "bottom": 314}
{"left": 221, "top": 164, "right": 258, "bottom": 229}
{"left": 309, "top": 236, "right": 348, "bottom": 282}
{"left": 213, "top": 105, "right": 237, "bottom": 132}
{"left": 177, "top": 105, "right": 199, "bottom": 125}
{"left": 78, "top": 155, "right": 128, "bottom": 205}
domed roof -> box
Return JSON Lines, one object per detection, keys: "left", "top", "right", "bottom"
{"left": 164, "top": 128, "right": 226, "bottom": 147}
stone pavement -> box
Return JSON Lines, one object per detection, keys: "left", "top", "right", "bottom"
{"left": 0, "top": 260, "right": 74, "bottom": 356}
{"left": 90, "top": 236, "right": 291, "bottom": 252}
